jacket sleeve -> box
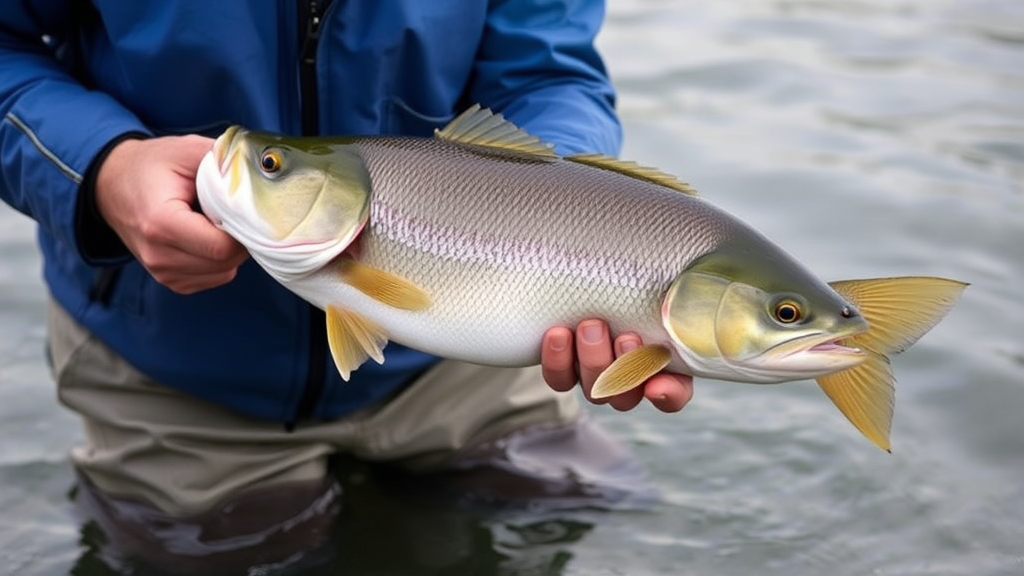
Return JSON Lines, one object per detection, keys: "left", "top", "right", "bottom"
{"left": 470, "top": 0, "right": 622, "bottom": 157}
{"left": 0, "top": 3, "right": 151, "bottom": 264}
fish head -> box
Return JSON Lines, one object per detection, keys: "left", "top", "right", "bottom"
{"left": 196, "top": 126, "right": 371, "bottom": 280}
{"left": 662, "top": 244, "right": 869, "bottom": 383}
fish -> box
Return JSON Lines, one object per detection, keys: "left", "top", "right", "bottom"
{"left": 195, "top": 105, "right": 966, "bottom": 452}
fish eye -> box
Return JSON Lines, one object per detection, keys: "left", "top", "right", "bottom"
{"left": 259, "top": 149, "right": 283, "bottom": 174}
{"left": 773, "top": 300, "right": 803, "bottom": 324}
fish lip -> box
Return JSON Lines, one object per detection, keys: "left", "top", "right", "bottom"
{"left": 213, "top": 126, "right": 243, "bottom": 175}
{"left": 771, "top": 331, "right": 865, "bottom": 358}
{"left": 807, "top": 340, "right": 861, "bottom": 354}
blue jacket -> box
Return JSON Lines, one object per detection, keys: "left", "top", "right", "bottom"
{"left": 0, "top": 0, "right": 621, "bottom": 424}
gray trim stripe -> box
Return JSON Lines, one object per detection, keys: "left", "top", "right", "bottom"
{"left": 5, "top": 112, "right": 83, "bottom": 183}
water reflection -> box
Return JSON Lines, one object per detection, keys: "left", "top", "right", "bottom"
{"left": 69, "top": 457, "right": 618, "bottom": 576}
{"left": 66, "top": 414, "right": 663, "bottom": 576}
{"left": 328, "top": 462, "right": 602, "bottom": 576}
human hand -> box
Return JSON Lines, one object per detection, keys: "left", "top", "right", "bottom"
{"left": 541, "top": 319, "right": 694, "bottom": 412}
{"left": 95, "top": 135, "right": 248, "bottom": 294}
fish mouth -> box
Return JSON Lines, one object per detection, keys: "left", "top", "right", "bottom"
{"left": 210, "top": 126, "right": 249, "bottom": 196}
{"left": 197, "top": 126, "right": 247, "bottom": 226}
{"left": 770, "top": 331, "right": 865, "bottom": 360}
{"left": 807, "top": 340, "right": 861, "bottom": 355}
{"left": 212, "top": 126, "right": 244, "bottom": 175}
{"left": 734, "top": 330, "right": 867, "bottom": 380}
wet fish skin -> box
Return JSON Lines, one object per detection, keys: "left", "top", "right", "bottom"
{"left": 196, "top": 106, "right": 966, "bottom": 451}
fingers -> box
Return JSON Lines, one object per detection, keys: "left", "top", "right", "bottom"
{"left": 541, "top": 318, "right": 696, "bottom": 414}
{"left": 95, "top": 135, "right": 247, "bottom": 294}
{"left": 166, "top": 205, "right": 248, "bottom": 266}
{"left": 541, "top": 326, "right": 577, "bottom": 392}
{"left": 152, "top": 266, "right": 241, "bottom": 295}
{"left": 643, "top": 373, "right": 693, "bottom": 413}
{"left": 131, "top": 200, "right": 248, "bottom": 293}
{"left": 575, "top": 319, "right": 615, "bottom": 400}
{"left": 140, "top": 246, "right": 242, "bottom": 294}
{"left": 614, "top": 333, "right": 693, "bottom": 412}
{"left": 606, "top": 333, "right": 647, "bottom": 411}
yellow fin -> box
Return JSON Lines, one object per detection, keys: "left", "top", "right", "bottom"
{"left": 567, "top": 154, "right": 698, "bottom": 196}
{"left": 591, "top": 345, "right": 672, "bottom": 399}
{"left": 828, "top": 277, "right": 967, "bottom": 355}
{"left": 816, "top": 351, "right": 894, "bottom": 452}
{"left": 338, "top": 258, "right": 431, "bottom": 311}
{"left": 819, "top": 276, "right": 965, "bottom": 451}
{"left": 435, "top": 104, "right": 558, "bottom": 161}
{"left": 326, "top": 305, "right": 389, "bottom": 381}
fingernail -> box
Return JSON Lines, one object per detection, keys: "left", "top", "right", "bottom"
{"left": 581, "top": 322, "right": 604, "bottom": 344}
{"left": 549, "top": 332, "right": 569, "bottom": 352}
{"left": 620, "top": 339, "right": 639, "bottom": 353}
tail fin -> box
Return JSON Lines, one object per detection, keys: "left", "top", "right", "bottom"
{"left": 817, "top": 277, "right": 967, "bottom": 451}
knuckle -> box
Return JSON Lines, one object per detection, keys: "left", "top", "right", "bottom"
{"left": 152, "top": 272, "right": 184, "bottom": 292}
{"left": 205, "top": 240, "right": 231, "bottom": 261}
{"left": 209, "top": 240, "right": 246, "bottom": 265}
{"left": 137, "top": 219, "right": 166, "bottom": 243}
{"left": 137, "top": 248, "right": 165, "bottom": 274}
{"left": 542, "top": 367, "right": 577, "bottom": 392}
{"left": 615, "top": 332, "right": 643, "bottom": 348}
{"left": 171, "top": 284, "right": 198, "bottom": 295}
{"left": 213, "top": 269, "right": 238, "bottom": 287}
{"left": 579, "top": 354, "right": 609, "bottom": 372}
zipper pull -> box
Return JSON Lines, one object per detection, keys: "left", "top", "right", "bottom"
{"left": 302, "top": 0, "right": 323, "bottom": 65}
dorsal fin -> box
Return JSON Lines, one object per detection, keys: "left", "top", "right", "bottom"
{"left": 435, "top": 104, "right": 558, "bottom": 161}
{"left": 566, "top": 154, "right": 698, "bottom": 196}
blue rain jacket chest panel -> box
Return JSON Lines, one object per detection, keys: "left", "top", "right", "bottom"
{"left": 0, "top": 0, "right": 620, "bottom": 422}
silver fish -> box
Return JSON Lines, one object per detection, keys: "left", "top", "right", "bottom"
{"left": 196, "top": 105, "right": 966, "bottom": 451}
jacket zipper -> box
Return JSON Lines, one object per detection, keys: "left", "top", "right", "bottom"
{"left": 288, "top": 0, "right": 331, "bottom": 430}
{"left": 298, "top": 0, "right": 324, "bottom": 136}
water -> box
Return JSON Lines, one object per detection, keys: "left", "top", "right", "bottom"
{"left": 2, "top": 0, "right": 1022, "bottom": 574}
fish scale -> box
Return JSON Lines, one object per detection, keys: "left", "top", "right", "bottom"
{"left": 356, "top": 137, "right": 723, "bottom": 287}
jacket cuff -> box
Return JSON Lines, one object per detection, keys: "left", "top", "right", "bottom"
{"left": 75, "top": 132, "right": 149, "bottom": 265}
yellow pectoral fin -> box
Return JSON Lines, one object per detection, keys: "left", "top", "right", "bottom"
{"left": 591, "top": 345, "right": 672, "bottom": 399}
{"left": 828, "top": 277, "right": 967, "bottom": 355}
{"left": 338, "top": 258, "right": 431, "bottom": 311}
{"left": 816, "top": 350, "right": 895, "bottom": 452}
{"left": 326, "top": 305, "right": 389, "bottom": 381}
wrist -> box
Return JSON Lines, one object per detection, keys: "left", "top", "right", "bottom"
{"left": 76, "top": 132, "right": 149, "bottom": 264}
{"left": 94, "top": 136, "right": 147, "bottom": 217}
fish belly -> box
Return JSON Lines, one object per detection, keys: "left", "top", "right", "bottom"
{"left": 291, "top": 233, "right": 669, "bottom": 366}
